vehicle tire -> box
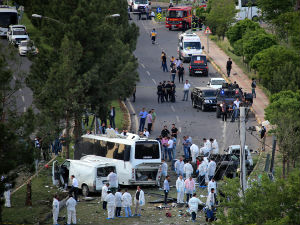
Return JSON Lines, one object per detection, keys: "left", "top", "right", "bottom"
{"left": 82, "top": 185, "right": 89, "bottom": 197}
{"left": 216, "top": 107, "right": 221, "bottom": 118}
{"left": 201, "top": 104, "right": 206, "bottom": 112}
{"left": 169, "top": 27, "right": 172, "bottom": 31}
{"left": 192, "top": 100, "right": 197, "bottom": 108}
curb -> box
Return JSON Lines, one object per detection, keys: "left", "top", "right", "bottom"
{"left": 204, "top": 51, "right": 262, "bottom": 125}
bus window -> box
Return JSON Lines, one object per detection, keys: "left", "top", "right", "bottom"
{"left": 135, "top": 141, "right": 160, "bottom": 159}
{"left": 124, "top": 145, "right": 131, "bottom": 161}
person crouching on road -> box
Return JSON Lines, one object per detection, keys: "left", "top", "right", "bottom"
{"left": 122, "top": 189, "right": 133, "bottom": 217}
{"left": 188, "top": 193, "right": 203, "bottom": 222}
{"left": 52, "top": 194, "right": 60, "bottom": 225}
{"left": 105, "top": 191, "right": 116, "bottom": 219}
{"left": 66, "top": 194, "right": 77, "bottom": 225}
{"left": 134, "top": 186, "right": 145, "bottom": 216}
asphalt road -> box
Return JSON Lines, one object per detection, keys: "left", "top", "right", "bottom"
{"left": 0, "top": 38, "right": 33, "bottom": 114}
{"left": 128, "top": 16, "right": 259, "bottom": 154}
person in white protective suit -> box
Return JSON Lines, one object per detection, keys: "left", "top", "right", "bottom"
{"left": 197, "top": 159, "right": 207, "bottom": 187}
{"left": 206, "top": 188, "right": 217, "bottom": 221}
{"left": 122, "top": 189, "right": 132, "bottom": 217}
{"left": 207, "top": 178, "right": 217, "bottom": 194}
{"left": 211, "top": 139, "right": 219, "bottom": 154}
{"left": 190, "top": 144, "right": 199, "bottom": 164}
{"left": 176, "top": 175, "right": 185, "bottom": 203}
{"left": 175, "top": 157, "right": 185, "bottom": 177}
{"left": 4, "top": 183, "right": 11, "bottom": 208}
{"left": 105, "top": 191, "right": 116, "bottom": 219}
{"left": 207, "top": 158, "right": 217, "bottom": 181}
{"left": 115, "top": 188, "right": 122, "bottom": 217}
{"left": 203, "top": 157, "right": 209, "bottom": 183}
{"left": 200, "top": 138, "right": 212, "bottom": 156}
{"left": 107, "top": 171, "right": 118, "bottom": 194}
{"left": 66, "top": 194, "right": 77, "bottom": 225}
{"left": 52, "top": 194, "right": 60, "bottom": 225}
{"left": 183, "top": 161, "right": 194, "bottom": 178}
{"left": 134, "top": 186, "right": 145, "bottom": 216}
{"left": 188, "top": 193, "right": 203, "bottom": 222}
{"left": 101, "top": 183, "right": 109, "bottom": 209}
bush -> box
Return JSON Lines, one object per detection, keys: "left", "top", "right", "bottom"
{"left": 226, "top": 18, "right": 260, "bottom": 45}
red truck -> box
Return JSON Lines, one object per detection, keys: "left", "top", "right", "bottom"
{"left": 165, "top": 6, "right": 192, "bottom": 31}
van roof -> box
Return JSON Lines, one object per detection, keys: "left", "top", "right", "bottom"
{"left": 0, "top": 6, "right": 17, "bottom": 12}
{"left": 81, "top": 133, "right": 158, "bottom": 145}
{"left": 68, "top": 158, "right": 115, "bottom": 167}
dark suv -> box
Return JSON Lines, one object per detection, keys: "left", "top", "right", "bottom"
{"left": 189, "top": 55, "right": 208, "bottom": 76}
{"left": 191, "top": 87, "right": 217, "bottom": 111}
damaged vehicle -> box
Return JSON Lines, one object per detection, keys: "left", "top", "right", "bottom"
{"left": 74, "top": 132, "right": 162, "bottom": 186}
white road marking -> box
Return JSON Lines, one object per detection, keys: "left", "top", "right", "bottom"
{"left": 178, "top": 139, "right": 181, "bottom": 146}
{"left": 152, "top": 79, "right": 157, "bottom": 85}
{"left": 140, "top": 63, "right": 145, "bottom": 68}
{"left": 23, "top": 107, "right": 26, "bottom": 112}
{"left": 19, "top": 88, "right": 22, "bottom": 92}
{"left": 176, "top": 116, "right": 180, "bottom": 123}
{"left": 221, "top": 120, "right": 227, "bottom": 154}
{"left": 171, "top": 105, "right": 175, "bottom": 112}
{"left": 13, "top": 76, "right": 16, "bottom": 80}
{"left": 127, "top": 100, "right": 139, "bottom": 134}
{"left": 21, "top": 96, "right": 25, "bottom": 102}
{"left": 179, "top": 127, "right": 182, "bottom": 133}
{"left": 146, "top": 71, "right": 150, "bottom": 76}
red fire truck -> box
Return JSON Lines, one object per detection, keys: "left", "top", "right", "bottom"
{"left": 165, "top": 6, "right": 192, "bottom": 31}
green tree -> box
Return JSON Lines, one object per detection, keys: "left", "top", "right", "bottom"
{"left": 226, "top": 18, "right": 260, "bottom": 45}
{"left": 0, "top": 51, "right": 35, "bottom": 222}
{"left": 242, "top": 29, "right": 277, "bottom": 63}
{"left": 265, "top": 90, "right": 300, "bottom": 177}
{"left": 216, "top": 170, "right": 300, "bottom": 225}
{"left": 249, "top": 45, "right": 300, "bottom": 93}
{"left": 205, "top": 0, "right": 236, "bottom": 39}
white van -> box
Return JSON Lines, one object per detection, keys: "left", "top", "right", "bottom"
{"left": 52, "top": 159, "right": 116, "bottom": 196}
{"left": 74, "top": 133, "right": 162, "bottom": 186}
{"left": 178, "top": 32, "right": 203, "bottom": 62}
{"left": 128, "top": 0, "right": 150, "bottom": 13}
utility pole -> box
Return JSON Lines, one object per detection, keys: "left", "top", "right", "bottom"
{"left": 240, "top": 107, "right": 247, "bottom": 194}
{"left": 269, "top": 135, "right": 277, "bottom": 174}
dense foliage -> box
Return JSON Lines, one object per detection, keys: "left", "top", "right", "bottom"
{"left": 216, "top": 170, "right": 300, "bottom": 225}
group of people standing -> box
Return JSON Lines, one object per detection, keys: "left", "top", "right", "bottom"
{"left": 161, "top": 53, "right": 186, "bottom": 83}
{"left": 138, "top": 108, "right": 157, "bottom": 135}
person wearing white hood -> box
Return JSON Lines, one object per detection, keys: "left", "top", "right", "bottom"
{"left": 211, "top": 139, "right": 219, "bottom": 154}
{"left": 101, "top": 183, "right": 109, "bottom": 209}
{"left": 105, "top": 191, "right": 116, "bottom": 219}
{"left": 207, "top": 178, "right": 217, "bottom": 194}
{"left": 188, "top": 193, "right": 203, "bottom": 222}
{"left": 107, "top": 171, "right": 118, "bottom": 194}
{"left": 183, "top": 161, "right": 194, "bottom": 178}
{"left": 66, "top": 194, "right": 77, "bottom": 225}
{"left": 197, "top": 159, "right": 207, "bottom": 187}
{"left": 122, "top": 189, "right": 132, "bottom": 217}
{"left": 190, "top": 143, "right": 199, "bottom": 164}
{"left": 176, "top": 175, "right": 185, "bottom": 203}
{"left": 207, "top": 158, "right": 216, "bottom": 181}
{"left": 115, "top": 188, "right": 122, "bottom": 217}
{"left": 52, "top": 194, "right": 60, "bottom": 225}
{"left": 200, "top": 138, "right": 212, "bottom": 156}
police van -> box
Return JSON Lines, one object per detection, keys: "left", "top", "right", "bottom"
{"left": 178, "top": 32, "right": 203, "bottom": 62}
{"left": 74, "top": 131, "right": 162, "bottom": 186}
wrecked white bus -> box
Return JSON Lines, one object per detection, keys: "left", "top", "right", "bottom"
{"left": 74, "top": 132, "right": 162, "bottom": 186}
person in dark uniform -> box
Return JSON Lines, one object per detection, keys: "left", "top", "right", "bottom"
{"left": 170, "top": 81, "right": 176, "bottom": 102}
{"left": 162, "top": 81, "right": 167, "bottom": 102}
{"left": 165, "top": 81, "right": 172, "bottom": 102}
{"left": 226, "top": 58, "right": 232, "bottom": 77}
{"left": 157, "top": 82, "right": 163, "bottom": 103}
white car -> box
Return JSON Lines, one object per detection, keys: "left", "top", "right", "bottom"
{"left": 225, "top": 145, "right": 253, "bottom": 167}
{"left": 18, "top": 40, "right": 38, "bottom": 56}
{"left": 207, "top": 78, "right": 226, "bottom": 89}
{"left": 7, "top": 25, "right": 29, "bottom": 45}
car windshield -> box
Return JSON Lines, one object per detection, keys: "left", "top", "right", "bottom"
{"left": 20, "top": 42, "right": 27, "bottom": 47}
{"left": 13, "top": 30, "right": 26, "bottom": 35}
{"left": 167, "top": 10, "right": 183, "bottom": 18}
{"left": 135, "top": 141, "right": 160, "bottom": 159}
{"left": 211, "top": 80, "right": 225, "bottom": 85}
{"left": 184, "top": 42, "right": 201, "bottom": 50}
{"left": 203, "top": 90, "right": 217, "bottom": 97}
{"left": 135, "top": 0, "right": 148, "bottom": 4}
{"left": 191, "top": 55, "right": 206, "bottom": 64}
{"left": 0, "top": 12, "right": 18, "bottom": 27}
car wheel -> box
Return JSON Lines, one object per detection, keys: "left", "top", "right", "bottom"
{"left": 169, "top": 27, "right": 172, "bottom": 31}
{"left": 82, "top": 184, "right": 89, "bottom": 197}
{"left": 201, "top": 104, "right": 205, "bottom": 111}
{"left": 192, "top": 100, "right": 196, "bottom": 108}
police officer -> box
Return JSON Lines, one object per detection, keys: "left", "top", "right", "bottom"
{"left": 157, "top": 82, "right": 163, "bottom": 103}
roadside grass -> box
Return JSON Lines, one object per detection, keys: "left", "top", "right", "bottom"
{"left": 2, "top": 157, "right": 67, "bottom": 224}
{"left": 44, "top": 185, "right": 208, "bottom": 225}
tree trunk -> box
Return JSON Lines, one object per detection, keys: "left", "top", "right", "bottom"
{"left": 287, "top": 158, "right": 290, "bottom": 176}
{"left": 25, "top": 180, "right": 32, "bottom": 206}
{"left": 282, "top": 156, "right": 286, "bottom": 179}
{"left": 65, "top": 111, "right": 70, "bottom": 159}
{"left": 73, "top": 113, "right": 82, "bottom": 143}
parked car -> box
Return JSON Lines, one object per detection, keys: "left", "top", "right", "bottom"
{"left": 191, "top": 87, "right": 217, "bottom": 111}
{"left": 207, "top": 78, "right": 226, "bottom": 89}
{"left": 7, "top": 25, "right": 29, "bottom": 46}
{"left": 18, "top": 40, "right": 38, "bottom": 56}
{"left": 189, "top": 54, "right": 208, "bottom": 76}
